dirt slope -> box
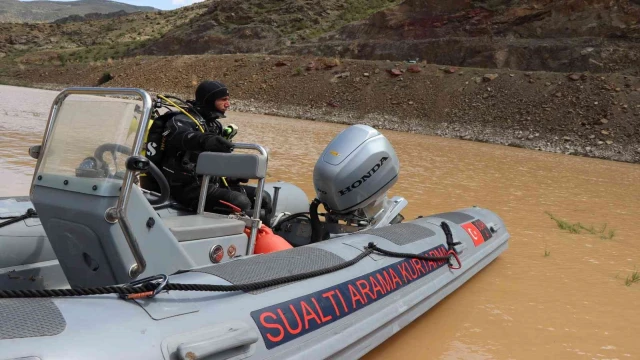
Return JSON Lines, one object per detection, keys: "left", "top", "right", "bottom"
{"left": 3, "top": 54, "right": 639, "bottom": 163}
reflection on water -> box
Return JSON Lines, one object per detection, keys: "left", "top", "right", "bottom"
{"left": 1, "top": 85, "right": 639, "bottom": 359}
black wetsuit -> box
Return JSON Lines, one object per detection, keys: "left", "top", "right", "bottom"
{"left": 141, "top": 108, "right": 272, "bottom": 219}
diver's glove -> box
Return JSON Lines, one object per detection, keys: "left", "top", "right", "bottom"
{"left": 222, "top": 124, "right": 238, "bottom": 140}
{"left": 204, "top": 136, "right": 234, "bottom": 153}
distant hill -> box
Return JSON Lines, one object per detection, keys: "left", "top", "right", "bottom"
{"left": 1, "top": 0, "right": 639, "bottom": 74}
{"left": 0, "top": 0, "right": 402, "bottom": 64}
{"left": 137, "top": 0, "right": 404, "bottom": 56}
{"left": 0, "top": 0, "right": 158, "bottom": 23}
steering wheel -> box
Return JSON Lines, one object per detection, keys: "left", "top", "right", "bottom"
{"left": 94, "top": 143, "right": 133, "bottom": 178}
{"left": 88, "top": 143, "right": 171, "bottom": 206}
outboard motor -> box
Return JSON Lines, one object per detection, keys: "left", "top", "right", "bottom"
{"left": 272, "top": 125, "right": 408, "bottom": 246}
{"left": 312, "top": 125, "right": 407, "bottom": 236}
{"left": 313, "top": 124, "right": 400, "bottom": 216}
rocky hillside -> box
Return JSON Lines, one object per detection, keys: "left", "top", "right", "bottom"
{"left": 0, "top": 0, "right": 157, "bottom": 23}
{"left": 137, "top": 0, "right": 404, "bottom": 56}
{"left": 0, "top": 4, "right": 208, "bottom": 65}
{"left": 2, "top": 0, "right": 639, "bottom": 74}
{"left": 0, "top": 0, "right": 400, "bottom": 65}
{"left": 52, "top": 10, "right": 137, "bottom": 24}
{"left": 282, "top": 0, "right": 640, "bottom": 74}
{"left": 137, "top": 0, "right": 640, "bottom": 74}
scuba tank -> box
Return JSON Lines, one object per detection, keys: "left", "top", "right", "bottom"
{"left": 139, "top": 94, "right": 238, "bottom": 193}
{"left": 142, "top": 95, "right": 208, "bottom": 165}
{"left": 139, "top": 95, "right": 207, "bottom": 192}
{"left": 143, "top": 112, "right": 171, "bottom": 169}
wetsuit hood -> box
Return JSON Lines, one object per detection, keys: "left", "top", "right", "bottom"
{"left": 195, "top": 80, "right": 229, "bottom": 114}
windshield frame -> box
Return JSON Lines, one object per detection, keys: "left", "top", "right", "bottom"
{"left": 30, "top": 87, "right": 153, "bottom": 199}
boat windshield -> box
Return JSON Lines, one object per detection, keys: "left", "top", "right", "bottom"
{"left": 36, "top": 93, "right": 145, "bottom": 193}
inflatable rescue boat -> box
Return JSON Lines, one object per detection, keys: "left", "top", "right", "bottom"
{"left": 0, "top": 87, "right": 509, "bottom": 360}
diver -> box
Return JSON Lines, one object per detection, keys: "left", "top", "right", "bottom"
{"left": 141, "top": 80, "right": 273, "bottom": 221}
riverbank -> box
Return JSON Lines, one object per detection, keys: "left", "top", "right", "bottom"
{"left": 2, "top": 53, "right": 639, "bottom": 163}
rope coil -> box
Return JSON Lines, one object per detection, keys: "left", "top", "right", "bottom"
{"left": 0, "top": 208, "right": 37, "bottom": 229}
{"left": 0, "top": 222, "right": 463, "bottom": 299}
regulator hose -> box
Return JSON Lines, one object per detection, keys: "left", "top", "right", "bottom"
{"left": 157, "top": 94, "right": 204, "bottom": 133}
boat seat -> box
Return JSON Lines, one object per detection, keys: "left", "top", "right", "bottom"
{"left": 163, "top": 213, "right": 247, "bottom": 242}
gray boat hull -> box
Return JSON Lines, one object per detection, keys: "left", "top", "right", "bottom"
{"left": 1, "top": 205, "right": 508, "bottom": 360}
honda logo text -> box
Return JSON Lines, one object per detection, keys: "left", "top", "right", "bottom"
{"left": 339, "top": 157, "right": 388, "bottom": 196}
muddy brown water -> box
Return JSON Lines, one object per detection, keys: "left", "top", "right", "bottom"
{"left": 1, "top": 85, "right": 639, "bottom": 359}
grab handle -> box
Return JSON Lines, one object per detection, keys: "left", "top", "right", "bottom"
{"left": 176, "top": 324, "right": 258, "bottom": 360}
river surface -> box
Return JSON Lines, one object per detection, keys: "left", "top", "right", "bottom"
{"left": 1, "top": 85, "right": 639, "bottom": 359}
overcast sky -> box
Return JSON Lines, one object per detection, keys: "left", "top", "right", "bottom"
{"left": 20, "top": 0, "right": 207, "bottom": 11}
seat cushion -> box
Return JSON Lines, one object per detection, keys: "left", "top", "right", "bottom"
{"left": 163, "top": 213, "right": 246, "bottom": 242}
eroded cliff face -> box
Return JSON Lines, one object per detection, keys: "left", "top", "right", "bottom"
{"left": 280, "top": 0, "right": 640, "bottom": 74}
{"left": 321, "top": 0, "right": 640, "bottom": 41}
